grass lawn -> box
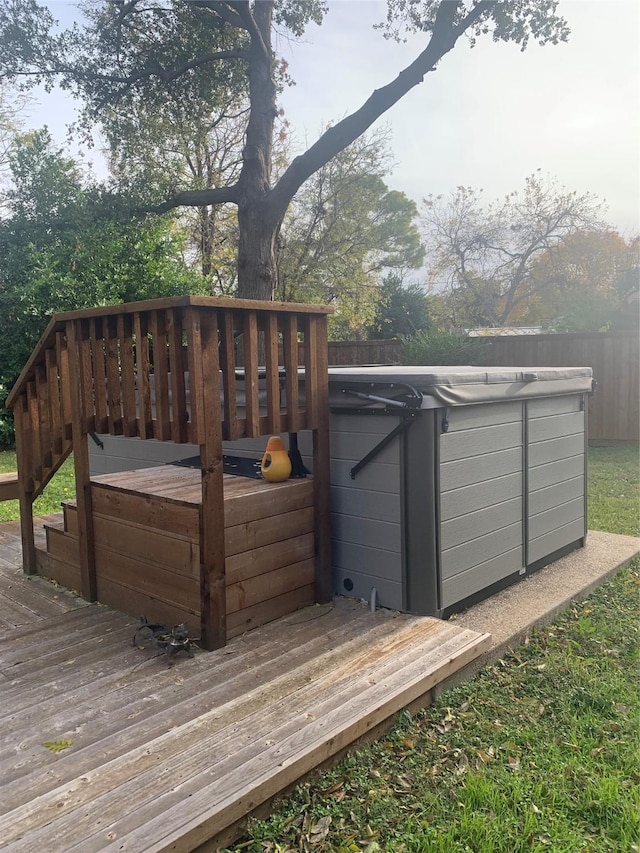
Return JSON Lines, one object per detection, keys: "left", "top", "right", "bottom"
{"left": 0, "top": 446, "right": 638, "bottom": 851}
{"left": 0, "top": 451, "right": 75, "bottom": 522}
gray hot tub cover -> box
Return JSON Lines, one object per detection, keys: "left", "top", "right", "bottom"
{"left": 327, "top": 365, "right": 593, "bottom": 407}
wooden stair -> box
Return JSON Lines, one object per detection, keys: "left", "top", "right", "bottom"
{"left": 0, "top": 472, "right": 19, "bottom": 502}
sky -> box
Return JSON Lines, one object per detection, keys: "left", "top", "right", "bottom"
{"left": 29, "top": 0, "right": 640, "bottom": 237}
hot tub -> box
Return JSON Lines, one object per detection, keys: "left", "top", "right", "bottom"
{"left": 326, "top": 365, "right": 592, "bottom": 616}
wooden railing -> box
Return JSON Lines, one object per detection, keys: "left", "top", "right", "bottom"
{"left": 7, "top": 296, "right": 332, "bottom": 649}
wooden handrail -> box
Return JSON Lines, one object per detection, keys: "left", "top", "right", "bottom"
{"left": 8, "top": 296, "right": 333, "bottom": 651}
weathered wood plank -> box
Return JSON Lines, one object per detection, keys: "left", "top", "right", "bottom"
{"left": 227, "top": 585, "right": 316, "bottom": 638}
{"left": 90, "top": 487, "right": 200, "bottom": 539}
{"left": 0, "top": 621, "right": 489, "bottom": 850}
{"left": 225, "top": 533, "right": 314, "bottom": 585}
{"left": 0, "top": 604, "right": 389, "bottom": 798}
{"left": 226, "top": 559, "right": 315, "bottom": 614}
{"left": 225, "top": 506, "right": 314, "bottom": 557}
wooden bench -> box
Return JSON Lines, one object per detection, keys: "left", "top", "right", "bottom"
{"left": 0, "top": 472, "right": 19, "bottom": 502}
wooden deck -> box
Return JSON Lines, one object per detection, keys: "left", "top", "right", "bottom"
{"left": 0, "top": 517, "right": 492, "bottom": 852}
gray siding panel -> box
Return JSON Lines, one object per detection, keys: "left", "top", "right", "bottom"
{"left": 329, "top": 413, "right": 400, "bottom": 435}
{"left": 332, "top": 540, "right": 403, "bottom": 581}
{"left": 330, "top": 428, "right": 400, "bottom": 463}
{"left": 441, "top": 522, "right": 522, "bottom": 578}
{"left": 528, "top": 476, "right": 584, "bottom": 517}
{"left": 528, "top": 518, "right": 585, "bottom": 564}
{"left": 333, "top": 567, "right": 403, "bottom": 611}
{"left": 440, "top": 472, "right": 522, "bottom": 521}
{"left": 528, "top": 411, "right": 584, "bottom": 443}
{"left": 440, "top": 498, "right": 522, "bottom": 551}
{"left": 528, "top": 455, "right": 584, "bottom": 492}
{"left": 528, "top": 395, "right": 582, "bottom": 418}
{"left": 330, "top": 459, "right": 401, "bottom": 493}
{"left": 331, "top": 513, "right": 402, "bottom": 552}
{"left": 440, "top": 421, "right": 522, "bottom": 462}
{"left": 441, "top": 547, "right": 523, "bottom": 608}
{"left": 440, "top": 447, "right": 522, "bottom": 492}
{"left": 444, "top": 401, "right": 522, "bottom": 432}
{"left": 529, "top": 497, "right": 584, "bottom": 541}
{"left": 528, "top": 433, "right": 585, "bottom": 467}
{"left": 331, "top": 485, "right": 401, "bottom": 523}
{"left": 89, "top": 435, "right": 199, "bottom": 475}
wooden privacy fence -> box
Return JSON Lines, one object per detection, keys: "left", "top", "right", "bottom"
{"left": 6, "top": 296, "right": 332, "bottom": 649}
{"left": 326, "top": 332, "right": 639, "bottom": 443}
{"left": 479, "top": 332, "right": 639, "bottom": 443}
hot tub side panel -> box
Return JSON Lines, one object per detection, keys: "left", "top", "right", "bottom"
{"left": 526, "top": 394, "right": 587, "bottom": 567}
{"left": 327, "top": 413, "right": 405, "bottom": 610}
{"left": 437, "top": 401, "right": 526, "bottom": 610}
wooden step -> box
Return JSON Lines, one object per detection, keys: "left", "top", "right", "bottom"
{"left": 34, "top": 546, "right": 83, "bottom": 594}
{"left": 45, "top": 524, "right": 80, "bottom": 566}
{"left": 0, "top": 472, "right": 19, "bottom": 502}
{"left": 62, "top": 501, "right": 78, "bottom": 535}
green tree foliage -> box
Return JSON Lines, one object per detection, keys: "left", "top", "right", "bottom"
{"left": 367, "top": 274, "right": 431, "bottom": 339}
{"left": 276, "top": 131, "right": 424, "bottom": 336}
{"left": 422, "top": 174, "right": 607, "bottom": 329}
{"left": 0, "top": 129, "right": 201, "bottom": 446}
{"left": 0, "top": 1, "right": 571, "bottom": 300}
{"left": 400, "top": 328, "right": 488, "bottom": 366}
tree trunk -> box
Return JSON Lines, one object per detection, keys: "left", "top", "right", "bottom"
{"left": 236, "top": 200, "right": 281, "bottom": 300}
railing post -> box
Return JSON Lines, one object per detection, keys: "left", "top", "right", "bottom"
{"left": 14, "top": 396, "right": 37, "bottom": 575}
{"left": 67, "top": 320, "right": 98, "bottom": 601}
{"left": 306, "top": 314, "right": 333, "bottom": 604}
{"left": 197, "top": 308, "right": 227, "bottom": 650}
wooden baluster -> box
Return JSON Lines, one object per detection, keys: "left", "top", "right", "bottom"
{"left": 167, "top": 308, "right": 188, "bottom": 443}
{"left": 264, "top": 312, "right": 281, "bottom": 435}
{"left": 283, "top": 314, "right": 300, "bottom": 434}
{"left": 199, "top": 308, "right": 226, "bottom": 650}
{"left": 242, "top": 310, "right": 260, "bottom": 438}
{"left": 90, "top": 318, "right": 108, "bottom": 434}
{"left": 35, "top": 365, "right": 52, "bottom": 471}
{"left": 118, "top": 313, "right": 137, "bottom": 438}
{"left": 56, "top": 331, "right": 73, "bottom": 441}
{"left": 67, "top": 319, "right": 97, "bottom": 602}
{"left": 14, "top": 395, "right": 36, "bottom": 575}
{"left": 133, "top": 312, "right": 153, "bottom": 439}
{"left": 45, "top": 349, "right": 63, "bottom": 456}
{"left": 79, "top": 320, "right": 96, "bottom": 434}
{"left": 149, "top": 310, "right": 171, "bottom": 440}
{"left": 104, "top": 315, "right": 123, "bottom": 435}
{"left": 26, "top": 381, "right": 41, "bottom": 485}
{"left": 219, "top": 309, "right": 238, "bottom": 440}
{"left": 184, "top": 306, "right": 205, "bottom": 446}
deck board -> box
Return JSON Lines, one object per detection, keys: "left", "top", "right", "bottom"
{"left": 0, "top": 517, "right": 492, "bottom": 852}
